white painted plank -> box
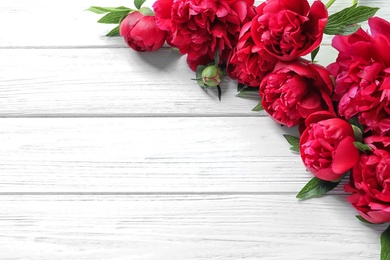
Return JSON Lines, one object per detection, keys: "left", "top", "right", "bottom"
{"left": 0, "top": 194, "right": 385, "bottom": 259}
{"left": 0, "top": 46, "right": 337, "bottom": 116}
{"left": 0, "top": 117, "right": 323, "bottom": 193}
{"left": 0, "top": 0, "right": 388, "bottom": 47}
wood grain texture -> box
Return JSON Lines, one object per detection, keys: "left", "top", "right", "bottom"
{"left": 0, "top": 46, "right": 337, "bottom": 116}
{"left": 0, "top": 194, "right": 386, "bottom": 260}
{"left": 0, "top": 0, "right": 388, "bottom": 47}
{"left": 0, "top": 117, "right": 316, "bottom": 193}
{"left": 1, "top": 0, "right": 390, "bottom": 259}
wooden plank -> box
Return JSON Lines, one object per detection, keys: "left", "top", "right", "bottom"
{"left": 0, "top": 46, "right": 337, "bottom": 116}
{"left": 0, "top": 117, "right": 329, "bottom": 193}
{"left": 0, "top": 0, "right": 388, "bottom": 47}
{"left": 0, "top": 194, "right": 385, "bottom": 259}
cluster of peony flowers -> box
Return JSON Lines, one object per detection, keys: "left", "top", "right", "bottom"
{"left": 117, "top": 0, "right": 390, "bottom": 225}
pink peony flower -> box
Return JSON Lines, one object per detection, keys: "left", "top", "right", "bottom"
{"left": 345, "top": 136, "right": 390, "bottom": 224}
{"left": 153, "top": 0, "right": 256, "bottom": 70}
{"left": 120, "top": 11, "right": 167, "bottom": 52}
{"left": 227, "top": 22, "right": 277, "bottom": 87}
{"left": 299, "top": 111, "right": 360, "bottom": 181}
{"left": 251, "top": 0, "right": 328, "bottom": 61}
{"left": 259, "top": 59, "right": 335, "bottom": 127}
{"left": 327, "top": 17, "right": 390, "bottom": 135}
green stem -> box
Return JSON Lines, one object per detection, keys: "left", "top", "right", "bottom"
{"left": 352, "top": 0, "right": 358, "bottom": 5}
{"left": 325, "top": 0, "right": 336, "bottom": 9}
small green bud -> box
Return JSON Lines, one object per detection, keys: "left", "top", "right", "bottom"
{"left": 201, "top": 65, "right": 223, "bottom": 87}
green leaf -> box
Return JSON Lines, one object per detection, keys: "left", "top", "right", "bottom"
{"left": 311, "top": 46, "right": 320, "bottom": 62}
{"left": 324, "top": 4, "right": 379, "bottom": 35}
{"left": 139, "top": 6, "right": 155, "bottom": 16}
{"left": 296, "top": 177, "right": 340, "bottom": 199}
{"left": 217, "top": 85, "right": 222, "bottom": 101}
{"left": 195, "top": 65, "right": 207, "bottom": 88}
{"left": 97, "top": 11, "right": 130, "bottom": 24}
{"left": 337, "top": 24, "right": 360, "bottom": 36}
{"left": 354, "top": 141, "right": 372, "bottom": 153}
{"left": 236, "top": 84, "right": 259, "bottom": 98}
{"left": 86, "top": 6, "right": 132, "bottom": 14}
{"left": 214, "top": 49, "right": 220, "bottom": 65}
{"left": 252, "top": 101, "right": 263, "bottom": 112}
{"left": 355, "top": 215, "right": 374, "bottom": 224}
{"left": 349, "top": 116, "right": 363, "bottom": 132}
{"left": 134, "top": 0, "right": 147, "bottom": 10}
{"left": 283, "top": 134, "right": 300, "bottom": 153}
{"left": 381, "top": 225, "right": 390, "bottom": 260}
{"left": 106, "top": 26, "right": 120, "bottom": 37}
{"left": 351, "top": 125, "right": 363, "bottom": 143}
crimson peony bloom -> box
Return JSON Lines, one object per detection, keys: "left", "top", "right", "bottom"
{"left": 259, "top": 59, "right": 335, "bottom": 127}
{"left": 345, "top": 136, "right": 390, "bottom": 224}
{"left": 299, "top": 111, "right": 360, "bottom": 181}
{"left": 153, "top": 0, "right": 256, "bottom": 70}
{"left": 251, "top": 0, "right": 328, "bottom": 61}
{"left": 327, "top": 17, "right": 390, "bottom": 135}
{"left": 227, "top": 22, "right": 277, "bottom": 87}
{"left": 120, "top": 11, "right": 167, "bottom": 52}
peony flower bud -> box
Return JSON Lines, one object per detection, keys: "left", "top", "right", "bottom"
{"left": 120, "top": 10, "right": 167, "bottom": 52}
{"left": 201, "top": 65, "right": 224, "bottom": 87}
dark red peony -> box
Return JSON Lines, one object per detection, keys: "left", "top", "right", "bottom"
{"left": 120, "top": 11, "right": 167, "bottom": 52}
{"left": 299, "top": 111, "right": 360, "bottom": 181}
{"left": 327, "top": 17, "right": 390, "bottom": 135}
{"left": 227, "top": 22, "right": 277, "bottom": 87}
{"left": 251, "top": 0, "right": 328, "bottom": 61}
{"left": 345, "top": 136, "right": 390, "bottom": 224}
{"left": 153, "top": 0, "right": 256, "bottom": 70}
{"left": 259, "top": 59, "right": 334, "bottom": 127}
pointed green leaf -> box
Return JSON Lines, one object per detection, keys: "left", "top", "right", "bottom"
{"left": 349, "top": 116, "right": 363, "bottom": 132}
{"left": 134, "top": 0, "right": 147, "bottom": 10}
{"left": 337, "top": 24, "right": 360, "bottom": 36}
{"left": 324, "top": 4, "right": 379, "bottom": 35}
{"left": 283, "top": 134, "right": 300, "bottom": 153}
{"left": 236, "top": 85, "right": 260, "bottom": 98}
{"left": 106, "top": 26, "right": 120, "bottom": 37}
{"left": 354, "top": 141, "right": 373, "bottom": 153}
{"left": 252, "top": 101, "right": 263, "bottom": 112}
{"left": 139, "top": 6, "right": 154, "bottom": 16}
{"left": 86, "top": 6, "right": 132, "bottom": 14}
{"left": 97, "top": 11, "right": 130, "bottom": 24}
{"left": 355, "top": 215, "right": 375, "bottom": 224}
{"left": 217, "top": 85, "right": 222, "bottom": 101}
{"left": 296, "top": 177, "right": 340, "bottom": 199}
{"left": 381, "top": 225, "right": 390, "bottom": 260}
{"left": 214, "top": 49, "right": 220, "bottom": 65}
{"left": 311, "top": 46, "right": 320, "bottom": 62}
{"left": 351, "top": 125, "right": 363, "bottom": 143}
{"left": 195, "top": 65, "right": 207, "bottom": 88}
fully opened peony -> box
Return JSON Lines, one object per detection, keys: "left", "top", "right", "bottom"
{"left": 120, "top": 11, "right": 167, "bottom": 52}
{"left": 328, "top": 17, "right": 390, "bottom": 135}
{"left": 345, "top": 136, "right": 390, "bottom": 224}
{"left": 251, "top": 0, "right": 328, "bottom": 61}
{"left": 153, "top": 0, "right": 256, "bottom": 70}
{"left": 299, "top": 111, "right": 360, "bottom": 181}
{"left": 259, "top": 59, "right": 334, "bottom": 127}
{"left": 227, "top": 22, "right": 277, "bottom": 87}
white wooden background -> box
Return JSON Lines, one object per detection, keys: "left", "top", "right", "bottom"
{"left": 1, "top": 0, "right": 389, "bottom": 259}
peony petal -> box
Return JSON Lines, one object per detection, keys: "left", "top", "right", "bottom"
{"left": 279, "top": 0, "right": 310, "bottom": 15}
{"left": 304, "top": 110, "right": 335, "bottom": 127}
{"left": 153, "top": 0, "right": 174, "bottom": 30}
{"left": 369, "top": 17, "right": 390, "bottom": 40}
{"left": 332, "top": 137, "right": 360, "bottom": 174}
